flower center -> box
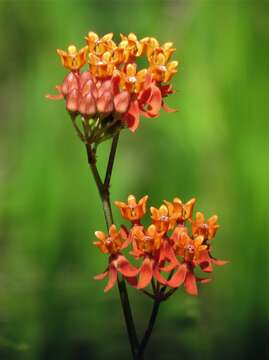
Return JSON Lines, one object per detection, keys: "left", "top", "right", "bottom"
{"left": 160, "top": 215, "right": 169, "bottom": 221}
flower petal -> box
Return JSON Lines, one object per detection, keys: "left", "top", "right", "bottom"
{"left": 184, "top": 271, "right": 198, "bottom": 296}
{"left": 104, "top": 265, "right": 118, "bottom": 292}
{"left": 162, "top": 101, "right": 177, "bottom": 113}
{"left": 167, "top": 264, "right": 187, "bottom": 288}
{"left": 196, "top": 277, "right": 212, "bottom": 284}
{"left": 116, "top": 255, "right": 138, "bottom": 277}
{"left": 122, "top": 100, "right": 140, "bottom": 132}
{"left": 94, "top": 270, "right": 108, "bottom": 281}
{"left": 146, "top": 84, "right": 162, "bottom": 115}
{"left": 137, "top": 257, "right": 153, "bottom": 289}
{"left": 211, "top": 258, "right": 229, "bottom": 266}
{"left": 153, "top": 266, "right": 167, "bottom": 286}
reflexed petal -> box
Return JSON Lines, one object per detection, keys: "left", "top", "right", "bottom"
{"left": 167, "top": 264, "right": 187, "bottom": 288}
{"left": 200, "top": 261, "right": 213, "bottom": 273}
{"left": 160, "top": 262, "right": 177, "bottom": 272}
{"left": 138, "top": 87, "right": 152, "bottom": 104}
{"left": 137, "top": 257, "right": 153, "bottom": 289}
{"left": 211, "top": 258, "right": 229, "bottom": 266}
{"left": 116, "top": 255, "right": 138, "bottom": 277}
{"left": 94, "top": 270, "right": 108, "bottom": 281}
{"left": 184, "top": 271, "right": 198, "bottom": 296}
{"left": 104, "top": 266, "right": 118, "bottom": 292}
{"left": 197, "top": 277, "right": 212, "bottom": 284}
{"left": 153, "top": 267, "right": 167, "bottom": 286}
{"left": 162, "top": 101, "right": 177, "bottom": 113}
{"left": 122, "top": 100, "right": 140, "bottom": 132}
{"left": 146, "top": 84, "right": 162, "bottom": 115}
{"left": 46, "top": 90, "right": 63, "bottom": 100}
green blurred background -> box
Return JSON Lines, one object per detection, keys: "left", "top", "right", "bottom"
{"left": 0, "top": 0, "right": 268, "bottom": 359}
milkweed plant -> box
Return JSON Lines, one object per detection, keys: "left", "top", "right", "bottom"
{"left": 47, "top": 31, "right": 228, "bottom": 359}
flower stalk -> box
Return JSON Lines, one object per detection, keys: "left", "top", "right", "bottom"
{"left": 85, "top": 130, "right": 140, "bottom": 358}
{"left": 47, "top": 31, "right": 228, "bottom": 359}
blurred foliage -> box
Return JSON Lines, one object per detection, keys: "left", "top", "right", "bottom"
{"left": 0, "top": 0, "right": 268, "bottom": 359}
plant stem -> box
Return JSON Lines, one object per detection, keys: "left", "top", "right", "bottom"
{"left": 104, "top": 131, "right": 119, "bottom": 188}
{"left": 85, "top": 132, "right": 139, "bottom": 359}
{"left": 137, "top": 300, "right": 161, "bottom": 358}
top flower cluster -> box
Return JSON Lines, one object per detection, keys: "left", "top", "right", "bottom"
{"left": 48, "top": 32, "right": 178, "bottom": 132}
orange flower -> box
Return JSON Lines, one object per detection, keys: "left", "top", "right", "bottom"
{"left": 85, "top": 32, "right": 116, "bottom": 54}
{"left": 56, "top": 45, "right": 88, "bottom": 71}
{"left": 118, "top": 32, "right": 142, "bottom": 62}
{"left": 94, "top": 225, "right": 138, "bottom": 292}
{"left": 150, "top": 202, "right": 180, "bottom": 232}
{"left": 48, "top": 32, "right": 178, "bottom": 135}
{"left": 191, "top": 212, "right": 219, "bottom": 240}
{"left": 115, "top": 195, "right": 148, "bottom": 223}
{"left": 164, "top": 197, "right": 196, "bottom": 224}
{"left": 92, "top": 195, "right": 227, "bottom": 297}
{"left": 148, "top": 42, "right": 178, "bottom": 83}
{"left": 88, "top": 51, "right": 115, "bottom": 78}
{"left": 93, "top": 224, "right": 128, "bottom": 254}
{"left": 130, "top": 224, "right": 167, "bottom": 289}
{"left": 167, "top": 235, "right": 210, "bottom": 296}
{"left": 131, "top": 224, "right": 163, "bottom": 257}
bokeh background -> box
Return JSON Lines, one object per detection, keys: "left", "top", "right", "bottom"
{"left": 0, "top": 0, "right": 268, "bottom": 359}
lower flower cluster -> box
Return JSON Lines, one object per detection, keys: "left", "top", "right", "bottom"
{"left": 93, "top": 195, "right": 227, "bottom": 297}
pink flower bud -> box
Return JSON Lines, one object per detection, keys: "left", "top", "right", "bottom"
{"left": 81, "top": 79, "right": 98, "bottom": 99}
{"left": 78, "top": 93, "right": 96, "bottom": 117}
{"left": 66, "top": 88, "right": 79, "bottom": 112}
{"left": 97, "top": 91, "right": 114, "bottom": 114}
{"left": 62, "top": 72, "right": 79, "bottom": 96}
{"left": 79, "top": 71, "right": 92, "bottom": 89}
{"left": 114, "top": 91, "right": 130, "bottom": 114}
{"left": 98, "top": 79, "right": 112, "bottom": 98}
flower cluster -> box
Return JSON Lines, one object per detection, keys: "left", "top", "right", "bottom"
{"left": 94, "top": 195, "right": 227, "bottom": 297}
{"left": 47, "top": 32, "right": 178, "bottom": 142}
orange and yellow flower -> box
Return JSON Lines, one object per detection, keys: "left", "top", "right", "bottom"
{"left": 94, "top": 195, "right": 227, "bottom": 297}
{"left": 94, "top": 225, "right": 138, "bottom": 292}
{"left": 191, "top": 211, "right": 219, "bottom": 240}
{"left": 47, "top": 32, "right": 178, "bottom": 135}
{"left": 57, "top": 45, "right": 88, "bottom": 71}
{"left": 115, "top": 195, "right": 148, "bottom": 223}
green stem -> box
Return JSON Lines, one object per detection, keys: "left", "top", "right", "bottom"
{"left": 85, "top": 132, "right": 139, "bottom": 358}
{"left": 137, "top": 300, "right": 161, "bottom": 359}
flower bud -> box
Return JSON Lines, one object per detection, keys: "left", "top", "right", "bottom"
{"left": 78, "top": 93, "right": 96, "bottom": 117}
{"left": 97, "top": 91, "right": 114, "bottom": 114}
{"left": 66, "top": 88, "right": 79, "bottom": 112}
{"left": 114, "top": 91, "right": 130, "bottom": 113}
